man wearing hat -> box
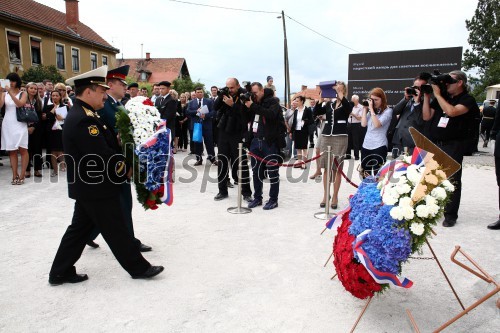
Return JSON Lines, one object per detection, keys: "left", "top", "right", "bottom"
{"left": 122, "top": 82, "right": 139, "bottom": 105}
{"left": 85, "top": 65, "right": 153, "bottom": 252}
{"left": 48, "top": 66, "right": 163, "bottom": 285}
{"left": 155, "top": 81, "right": 177, "bottom": 139}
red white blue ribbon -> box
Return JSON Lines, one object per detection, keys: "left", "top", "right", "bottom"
{"left": 325, "top": 203, "right": 351, "bottom": 230}
{"left": 139, "top": 120, "right": 174, "bottom": 206}
{"left": 353, "top": 230, "right": 413, "bottom": 288}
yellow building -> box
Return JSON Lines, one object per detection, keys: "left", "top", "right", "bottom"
{"left": 0, "top": 0, "right": 118, "bottom": 79}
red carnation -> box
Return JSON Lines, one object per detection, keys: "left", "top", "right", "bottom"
{"left": 142, "top": 99, "right": 154, "bottom": 106}
{"left": 333, "top": 210, "right": 382, "bottom": 299}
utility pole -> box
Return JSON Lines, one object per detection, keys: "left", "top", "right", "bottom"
{"left": 279, "top": 10, "right": 291, "bottom": 108}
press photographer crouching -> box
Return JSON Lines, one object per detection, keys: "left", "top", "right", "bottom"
{"left": 244, "top": 82, "right": 285, "bottom": 210}
{"left": 213, "top": 78, "right": 252, "bottom": 202}
{"left": 422, "top": 70, "right": 480, "bottom": 227}
{"left": 391, "top": 75, "right": 428, "bottom": 157}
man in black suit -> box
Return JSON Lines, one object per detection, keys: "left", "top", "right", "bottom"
{"left": 48, "top": 66, "right": 163, "bottom": 285}
{"left": 155, "top": 81, "right": 177, "bottom": 139}
{"left": 488, "top": 101, "right": 500, "bottom": 230}
{"left": 391, "top": 76, "right": 428, "bottom": 157}
{"left": 186, "top": 86, "right": 219, "bottom": 166}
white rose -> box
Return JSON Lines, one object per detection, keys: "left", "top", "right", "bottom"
{"left": 401, "top": 205, "right": 415, "bottom": 220}
{"left": 396, "top": 183, "right": 412, "bottom": 195}
{"left": 398, "top": 196, "right": 413, "bottom": 207}
{"left": 390, "top": 206, "right": 404, "bottom": 220}
{"left": 431, "top": 187, "right": 447, "bottom": 200}
{"left": 441, "top": 180, "right": 455, "bottom": 192}
{"left": 427, "top": 204, "right": 440, "bottom": 217}
{"left": 410, "top": 223, "right": 425, "bottom": 236}
{"left": 416, "top": 205, "right": 430, "bottom": 218}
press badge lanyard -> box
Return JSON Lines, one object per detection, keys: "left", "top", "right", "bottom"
{"left": 438, "top": 111, "right": 449, "bottom": 128}
{"left": 252, "top": 115, "right": 260, "bottom": 133}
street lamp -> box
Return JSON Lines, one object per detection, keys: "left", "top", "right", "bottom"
{"left": 277, "top": 10, "right": 291, "bottom": 108}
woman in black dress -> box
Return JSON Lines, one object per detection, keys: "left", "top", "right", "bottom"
{"left": 290, "top": 95, "right": 313, "bottom": 169}
{"left": 43, "top": 90, "right": 67, "bottom": 176}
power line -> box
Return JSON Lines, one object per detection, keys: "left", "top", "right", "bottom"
{"left": 285, "top": 15, "right": 360, "bottom": 53}
{"left": 167, "top": 0, "right": 359, "bottom": 53}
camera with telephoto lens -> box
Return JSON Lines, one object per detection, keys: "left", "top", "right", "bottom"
{"left": 419, "top": 70, "right": 456, "bottom": 95}
{"left": 405, "top": 87, "right": 418, "bottom": 96}
{"left": 217, "top": 86, "right": 229, "bottom": 97}
{"left": 240, "top": 91, "right": 253, "bottom": 103}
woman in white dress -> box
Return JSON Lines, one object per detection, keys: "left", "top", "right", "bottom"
{"left": 0, "top": 73, "right": 29, "bottom": 185}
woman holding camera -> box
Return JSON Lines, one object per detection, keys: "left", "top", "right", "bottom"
{"left": 290, "top": 95, "right": 313, "bottom": 169}
{"left": 0, "top": 73, "right": 29, "bottom": 185}
{"left": 360, "top": 87, "right": 393, "bottom": 176}
{"left": 314, "top": 82, "right": 351, "bottom": 209}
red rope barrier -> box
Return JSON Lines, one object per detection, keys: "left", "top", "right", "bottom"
{"left": 245, "top": 150, "right": 323, "bottom": 167}
{"left": 333, "top": 157, "right": 359, "bottom": 188}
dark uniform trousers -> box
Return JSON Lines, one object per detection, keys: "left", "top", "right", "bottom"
{"left": 250, "top": 138, "right": 280, "bottom": 201}
{"left": 217, "top": 132, "right": 252, "bottom": 196}
{"left": 89, "top": 182, "right": 140, "bottom": 246}
{"left": 436, "top": 140, "right": 464, "bottom": 220}
{"left": 50, "top": 196, "right": 150, "bottom": 277}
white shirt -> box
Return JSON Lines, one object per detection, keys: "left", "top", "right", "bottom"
{"left": 295, "top": 107, "right": 304, "bottom": 130}
{"left": 349, "top": 104, "right": 363, "bottom": 124}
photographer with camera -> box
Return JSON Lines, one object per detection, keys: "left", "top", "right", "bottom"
{"left": 244, "top": 82, "right": 285, "bottom": 210}
{"left": 360, "top": 88, "right": 393, "bottom": 177}
{"left": 213, "top": 78, "right": 252, "bottom": 202}
{"left": 422, "top": 70, "right": 480, "bottom": 227}
{"left": 391, "top": 76, "right": 428, "bottom": 157}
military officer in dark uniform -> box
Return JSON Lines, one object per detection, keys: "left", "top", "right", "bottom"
{"left": 48, "top": 66, "right": 163, "bottom": 285}
{"left": 86, "top": 65, "right": 152, "bottom": 252}
{"left": 481, "top": 100, "right": 497, "bottom": 147}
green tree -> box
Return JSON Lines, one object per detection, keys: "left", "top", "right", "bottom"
{"left": 172, "top": 76, "right": 208, "bottom": 97}
{"left": 463, "top": 0, "right": 500, "bottom": 101}
{"left": 21, "top": 65, "right": 65, "bottom": 84}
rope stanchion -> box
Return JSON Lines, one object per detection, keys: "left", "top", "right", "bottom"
{"left": 227, "top": 143, "right": 252, "bottom": 214}
{"left": 314, "top": 146, "right": 335, "bottom": 220}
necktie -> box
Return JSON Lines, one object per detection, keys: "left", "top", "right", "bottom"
{"left": 198, "top": 99, "right": 202, "bottom": 108}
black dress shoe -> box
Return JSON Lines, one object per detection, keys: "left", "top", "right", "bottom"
{"left": 86, "top": 240, "right": 99, "bottom": 248}
{"left": 227, "top": 181, "right": 234, "bottom": 188}
{"left": 487, "top": 219, "right": 500, "bottom": 230}
{"left": 139, "top": 243, "right": 152, "bottom": 252}
{"left": 49, "top": 273, "right": 88, "bottom": 286}
{"left": 132, "top": 265, "right": 164, "bottom": 279}
{"left": 248, "top": 198, "right": 262, "bottom": 208}
{"left": 194, "top": 160, "right": 202, "bottom": 166}
{"left": 243, "top": 195, "right": 253, "bottom": 202}
{"left": 214, "top": 192, "right": 229, "bottom": 201}
{"left": 442, "top": 218, "right": 457, "bottom": 227}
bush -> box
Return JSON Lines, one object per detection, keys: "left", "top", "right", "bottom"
{"left": 21, "top": 65, "right": 65, "bottom": 84}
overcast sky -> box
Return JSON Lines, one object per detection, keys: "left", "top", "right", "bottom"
{"left": 38, "top": 0, "right": 479, "bottom": 96}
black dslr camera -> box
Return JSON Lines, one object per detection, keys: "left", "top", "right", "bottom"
{"left": 418, "top": 70, "right": 456, "bottom": 95}
{"left": 361, "top": 99, "right": 370, "bottom": 107}
{"left": 217, "top": 86, "right": 229, "bottom": 97}
{"left": 405, "top": 87, "right": 418, "bottom": 96}
{"left": 240, "top": 92, "right": 253, "bottom": 103}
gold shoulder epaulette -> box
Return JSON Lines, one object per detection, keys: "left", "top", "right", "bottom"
{"left": 82, "top": 106, "right": 95, "bottom": 117}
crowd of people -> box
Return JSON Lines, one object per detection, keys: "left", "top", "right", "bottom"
{"left": 1, "top": 68, "right": 499, "bottom": 231}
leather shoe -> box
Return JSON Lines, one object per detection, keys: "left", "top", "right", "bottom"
{"left": 211, "top": 160, "right": 220, "bottom": 166}
{"left": 248, "top": 198, "right": 262, "bottom": 208}
{"left": 132, "top": 265, "right": 164, "bottom": 279}
{"left": 214, "top": 192, "right": 228, "bottom": 201}
{"left": 243, "top": 195, "right": 253, "bottom": 202}
{"left": 487, "top": 219, "right": 500, "bottom": 230}
{"left": 227, "top": 180, "right": 234, "bottom": 188}
{"left": 139, "top": 243, "right": 152, "bottom": 252}
{"left": 263, "top": 200, "right": 278, "bottom": 210}
{"left": 86, "top": 240, "right": 99, "bottom": 248}
{"left": 49, "top": 273, "right": 88, "bottom": 286}
{"left": 442, "top": 218, "right": 457, "bottom": 227}
{"left": 194, "top": 160, "right": 202, "bottom": 166}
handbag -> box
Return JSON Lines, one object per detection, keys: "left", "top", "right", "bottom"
{"left": 16, "top": 94, "right": 39, "bottom": 123}
{"left": 193, "top": 121, "right": 203, "bottom": 143}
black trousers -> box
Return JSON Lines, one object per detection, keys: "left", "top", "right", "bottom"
{"left": 217, "top": 132, "right": 252, "bottom": 196}
{"left": 361, "top": 145, "right": 388, "bottom": 176}
{"left": 27, "top": 124, "right": 43, "bottom": 171}
{"left": 49, "top": 196, "right": 151, "bottom": 277}
{"left": 89, "top": 182, "right": 140, "bottom": 246}
{"left": 437, "top": 140, "right": 464, "bottom": 220}
{"left": 347, "top": 123, "right": 364, "bottom": 158}
{"left": 178, "top": 122, "right": 189, "bottom": 149}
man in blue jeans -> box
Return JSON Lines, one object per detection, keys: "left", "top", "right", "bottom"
{"left": 244, "top": 82, "right": 284, "bottom": 210}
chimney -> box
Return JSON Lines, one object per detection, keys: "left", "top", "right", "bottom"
{"left": 65, "top": 0, "right": 79, "bottom": 33}
{"left": 146, "top": 52, "right": 151, "bottom": 60}
{"left": 301, "top": 85, "right": 307, "bottom": 91}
